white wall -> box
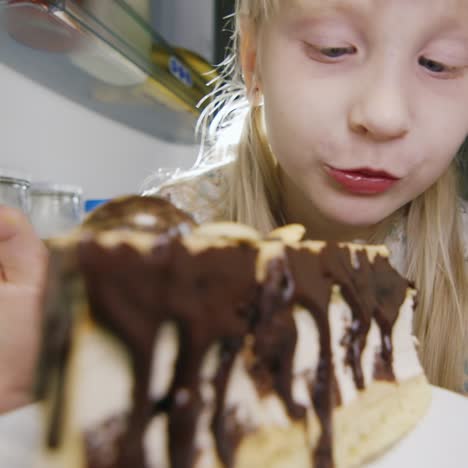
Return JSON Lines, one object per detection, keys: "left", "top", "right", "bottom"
{"left": 151, "top": 0, "right": 215, "bottom": 61}
{"left": 0, "top": 63, "right": 198, "bottom": 200}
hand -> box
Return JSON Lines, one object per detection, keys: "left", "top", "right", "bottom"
{"left": 0, "top": 205, "right": 48, "bottom": 414}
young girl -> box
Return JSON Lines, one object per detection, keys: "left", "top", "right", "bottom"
{"left": 150, "top": 0, "right": 468, "bottom": 395}
{"left": 0, "top": 0, "right": 467, "bottom": 414}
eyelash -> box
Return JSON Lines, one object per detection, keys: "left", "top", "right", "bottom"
{"left": 319, "top": 46, "right": 357, "bottom": 58}
{"left": 306, "top": 43, "right": 462, "bottom": 77}
{"left": 418, "top": 56, "right": 459, "bottom": 76}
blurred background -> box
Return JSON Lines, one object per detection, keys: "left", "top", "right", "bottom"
{"left": 4, "top": 0, "right": 467, "bottom": 238}
{"left": 0, "top": 0, "right": 235, "bottom": 235}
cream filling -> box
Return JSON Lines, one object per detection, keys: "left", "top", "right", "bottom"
{"left": 149, "top": 322, "right": 179, "bottom": 401}
{"left": 144, "top": 415, "right": 170, "bottom": 468}
{"left": 361, "top": 319, "right": 382, "bottom": 387}
{"left": 292, "top": 306, "right": 320, "bottom": 408}
{"left": 392, "top": 292, "right": 424, "bottom": 382}
{"left": 291, "top": 287, "right": 423, "bottom": 408}
{"left": 71, "top": 326, "right": 132, "bottom": 431}
{"left": 328, "top": 287, "right": 358, "bottom": 405}
{"left": 194, "top": 345, "right": 220, "bottom": 468}
{"left": 224, "top": 353, "right": 291, "bottom": 430}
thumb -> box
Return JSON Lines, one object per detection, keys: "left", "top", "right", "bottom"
{"left": 0, "top": 205, "right": 26, "bottom": 241}
{"left": 0, "top": 205, "right": 48, "bottom": 286}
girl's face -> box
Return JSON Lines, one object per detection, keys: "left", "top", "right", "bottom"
{"left": 250, "top": 0, "right": 468, "bottom": 229}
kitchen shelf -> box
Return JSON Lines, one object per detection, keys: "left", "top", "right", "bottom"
{"left": 0, "top": 0, "right": 216, "bottom": 144}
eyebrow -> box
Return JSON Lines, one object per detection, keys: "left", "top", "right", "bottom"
{"left": 289, "top": 0, "right": 373, "bottom": 19}
{"left": 287, "top": 0, "right": 468, "bottom": 33}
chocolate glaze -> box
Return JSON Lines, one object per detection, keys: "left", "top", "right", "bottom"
{"left": 211, "top": 348, "right": 240, "bottom": 468}
{"left": 252, "top": 256, "right": 305, "bottom": 420}
{"left": 285, "top": 246, "right": 336, "bottom": 468}
{"left": 79, "top": 242, "right": 159, "bottom": 468}
{"left": 282, "top": 244, "right": 410, "bottom": 468}
{"left": 82, "top": 195, "right": 196, "bottom": 236}
{"left": 372, "top": 255, "right": 410, "bottom": 379}
{"left": 78, "top": 239, "right": 258, "bottom": 468}
{"left": 164, "top": 242, "right": 258, "bottom": 468}
{"left": 38, "top": 227, "right": 412, "bottom": 468}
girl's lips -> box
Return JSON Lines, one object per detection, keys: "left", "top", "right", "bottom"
{"left": 325, "top": 166, "right": 400, "bottom": 195}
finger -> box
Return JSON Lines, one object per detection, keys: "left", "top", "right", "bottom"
{"left": 0, "top": 205, "right": 48, "bottom": 287}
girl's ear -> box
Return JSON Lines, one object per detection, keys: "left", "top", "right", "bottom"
{"left": 239, "top": 17, "right": 260, "bottom": 96}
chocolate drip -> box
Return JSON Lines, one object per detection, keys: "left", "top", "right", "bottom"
{"left": 317, "top": 246, "right": 411, "bottom": 387}
{"left": 253, "top": 257, "right": 305, "bottom": 420}
{"left": 372, "top": 255, "right": 409, "bottom": 379}
{"left": 285, "top": 244, "right": 411, "bottom": 468}
{"left": 211, "top": 345, "right": 243, "bottom": 468}
{"left": 80, "top": 242, "right": 164, "bottom": 468}
{"left": 285, "top": 246, "right": 335, "bottom": 468}
{"left": 327, "top": 246, "right": 410, "bottom": 385}
{"left": 165, "top": 242, "right": 257, "bottom": 468}
{"left": 78, "top": 239, "right": 258, "bottom": 468}
{"left": 324, "top": 247, "right": 375, "bottom": 390}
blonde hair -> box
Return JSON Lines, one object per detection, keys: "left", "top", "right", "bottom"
{"left": 197, "top": 0, "right": 467, "bottom": 392}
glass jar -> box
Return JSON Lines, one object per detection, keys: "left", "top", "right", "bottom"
{"left": 29, "top": 183, "right": 83, "bottom": 238}
{"left": 0, "top": 170, "right": 31, "bottom": 214}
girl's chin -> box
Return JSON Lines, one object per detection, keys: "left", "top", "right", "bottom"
{"left": 329, "top": 213, "right": 392, "bottom": 229}
{"left": 316, "top": 201, "right": 399, "bottom": 231}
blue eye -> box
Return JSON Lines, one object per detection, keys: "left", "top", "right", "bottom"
{"left": 320, "top": 46, "right": 356, "bottom": 58}
{"left": 418, "top": 56, "right": 446, "bottom": 73}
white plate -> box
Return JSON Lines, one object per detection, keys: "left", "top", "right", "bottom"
{"left": 366, "top": 386, "right": 468, "bottom": 467}
{"left": 0, "top": 386, "right": 466, "bottom": 468}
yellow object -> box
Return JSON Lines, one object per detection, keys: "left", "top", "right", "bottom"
{"left": 151, "top": 44, "right": 218, "bottom": 86}
{"left": 138, "top": 76, "right": 198, "bottom": 114}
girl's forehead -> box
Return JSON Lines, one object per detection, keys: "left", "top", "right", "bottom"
{"left": 274, "top": 0, "right": 468, "bottom": 18}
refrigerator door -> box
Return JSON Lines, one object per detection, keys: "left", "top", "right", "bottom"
{"left": 0, "top": 0, "right": 216, "bottom": 144}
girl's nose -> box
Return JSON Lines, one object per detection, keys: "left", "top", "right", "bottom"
{"left": 348, "top": 75, "right": 410, "bottom": 142}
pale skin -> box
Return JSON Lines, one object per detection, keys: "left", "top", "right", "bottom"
{"left": 0, "top": 206, "right": 47, "bottom": 413}
{"left": 241, "top": 0, "right": 468, "bottom": 241}
{"left": 2, "top": 0, "right": 468, "bottom": 413}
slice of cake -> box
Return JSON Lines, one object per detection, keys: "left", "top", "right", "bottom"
{"left": 34, "top": 196, "right": 431, "bottom": 468}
